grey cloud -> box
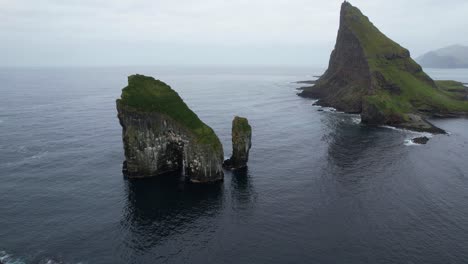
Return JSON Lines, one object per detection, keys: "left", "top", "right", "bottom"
{"left": 1, "top": 0, "right": 467, "bottom": 66}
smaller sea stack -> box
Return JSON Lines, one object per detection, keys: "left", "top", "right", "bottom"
{"left": 223, "top": 116, "right": 252, "bottom": 170}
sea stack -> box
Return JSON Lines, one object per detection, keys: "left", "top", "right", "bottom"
{"left": 299, "top": 1, "right": 468, "bottom": 133}
{"left": 223, "top": 116, "right": 252, "bottom": 170}
{"left": 116, "top": 74, "right": 224, "bottom": 183}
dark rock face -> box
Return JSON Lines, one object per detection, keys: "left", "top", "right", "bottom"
{"left": 412, "top": 136, "right": 430, "bottom": 145}
{"left": 300, "top": 3, "right": 370, "bottom": 113}
{"left": 116, "top": 75, "right": 224, "bottom": 183}
{"left": 223, "top": 116, "right": 252, "bottom": 170}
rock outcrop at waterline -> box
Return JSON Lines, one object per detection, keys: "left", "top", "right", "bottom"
{"left": 223, "top": 116, "right": 252, "bottom": 170}
{"left": 116, "top": 75, "right": 224, "bottom": 183}
{"left": 412, "top": 136, "right": 430, "bottom": 145}
{"left": 299, "top": 1, "right": 468, "bottom": 133}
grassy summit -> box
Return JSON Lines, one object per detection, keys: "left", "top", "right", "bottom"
{"left": 117, "top": 74, "right": 222, "bottom": 150}
{"left": 342, "top": 2, "right": 408, "bottom": 59}
{"left": 232, "top": 116, "right": 251, "bottom": 133}
{"left": 300, "top": 2, "right": 468, "bottom": 131}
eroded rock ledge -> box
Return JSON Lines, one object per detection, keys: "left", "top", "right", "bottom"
{"left": 116, "top": 74, "right": 224, "bottom": 183}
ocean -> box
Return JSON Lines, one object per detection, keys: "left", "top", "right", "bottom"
{"left": 1, "top": 66, "right": 468, "bottom": 263}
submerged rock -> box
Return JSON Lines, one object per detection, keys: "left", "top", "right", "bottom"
{"left": 298, "top": 1, "right": 468, "bottom": 133}
{"left": 223, "top": 116, "right": 252, "bottom": 170}
{"left": 116, "top": 74, "right": 224, "bottom": 183}
{"left": 412, "top": 136, "right": 430, "bottom": 145}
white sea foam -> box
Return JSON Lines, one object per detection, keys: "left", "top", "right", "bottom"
{"left": 351, "top": 116, "right": 362, "bottom": 124}
{"left": 381, "top": 125, "right": 404, "bottom": 132}
{"left": 43, "top": 258, "right": 62, "bottom": 264}
{"left": 30, "top": 151, "right": 48, "bottom": 160}
{"left": 381, "top": 125, "right": 434, "bottom": 137}
{"left": 381, "top": 125, "right": 436, "bottom": 146}
{"left": 319, "top": 107, "right": 345, "bottom": 113}
{"left": 324, "top": 107, "right": 337, "bottom": 112}
{"left": 315, "top": 105, "right": 362, "bottom": 125}
{"left": 403, "top": 139, "right": 420, "bottom": 146}
{"left": 0, "top": 251, "right": 80, "bottom": 264}
{"left": 0, "top": 251, "right": 25, "bottom": 264}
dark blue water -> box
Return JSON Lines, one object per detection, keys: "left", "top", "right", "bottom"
{"left": 1, "top": 66, "right": 468, "bottom": 264}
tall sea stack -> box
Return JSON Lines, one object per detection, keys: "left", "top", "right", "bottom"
{"left": 223, "top": 116, "right": 252, "bottom": 170}
{"left": 299, "top": 1, "right": 468, "bottom": 133}
{"left": 116, "top": 75, "right": 224, "bottom": 183}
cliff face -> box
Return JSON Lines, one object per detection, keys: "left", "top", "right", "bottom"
{"left": 299, "top": 1, "right": 468, "bottom": 133}
{"left": 223, "top": 116, "right": 252, "bottom": 169}
{"left": 300, "top": 3, "right": 371, "bottom": 113}
{"left": 116, "top": 75, "right": 224, "bottom": 183}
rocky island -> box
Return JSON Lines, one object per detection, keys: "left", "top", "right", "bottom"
{"left": 299, "top": 1, "right": 468, "bottom": 133}
{"left": 116, "top": 74, "right": 224, "bottom": 183}
{"left": 223, "top": 116, "right": 252, "bottom": 170}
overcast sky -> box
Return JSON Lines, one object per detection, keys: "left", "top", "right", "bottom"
{"left": 1, "top": 0, "right": 467, "bottom": 67}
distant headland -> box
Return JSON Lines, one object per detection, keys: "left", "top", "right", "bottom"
{"left": 417, "top": 45, "right": 468, "bottom": 69}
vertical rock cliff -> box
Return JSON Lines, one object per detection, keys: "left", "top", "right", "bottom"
{"left": 116, "top": 75, "right": 224, "bottom": 183}
{"left": 223, "top": 116, "right": 252, "bottom": 170}
{"left": 299, "top": 1, "right": 468, "bottom": 133}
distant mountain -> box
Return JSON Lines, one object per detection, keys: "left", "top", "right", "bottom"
{"left": 417, "top": 45, "right": 468, "bottom": 68}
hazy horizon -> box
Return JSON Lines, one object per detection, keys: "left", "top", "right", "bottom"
{"left": 2, "top": 0, "right": 467, "bottom": 67}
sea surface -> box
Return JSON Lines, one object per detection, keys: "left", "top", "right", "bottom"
{"left": 1, "top": 66, "right": 468, "bottom": 264}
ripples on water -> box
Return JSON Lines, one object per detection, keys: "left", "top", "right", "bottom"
{"left": 0, "top": 67, "right": 468, "bottom": 264}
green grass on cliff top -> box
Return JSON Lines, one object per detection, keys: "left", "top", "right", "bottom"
{"left": 364, "top": 78, "right": 468, "bottom": 117}
{"left": 342, "top": 2, "right": 406, "bottom": 58}
{"left": 343, "top": 2, "right": 468, "bottom": 114}
{"left": 117, "top": 74, "right": 222, "bottom": 150}
{"left": 232, "top": 116, "right": 251, "bottom": 133}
